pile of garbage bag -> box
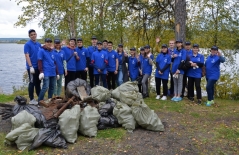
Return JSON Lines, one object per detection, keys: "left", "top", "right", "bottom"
{"left": 3, "top": 80, "right": 164, "bottom": 151}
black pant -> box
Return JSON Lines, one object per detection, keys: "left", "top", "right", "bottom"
{"left": 65, "top": 71, "right": 75, "bottom": 90}
{"left": 76, "top": 70, "right": 87, "bottom": 81}
{"left": 138, "top": 84, "right": 142, "bottom": 93}
{"left": 169, "top": 72, "right": 174, "bottom": 95}
{"left": 155, "top": 77, "right": 168, "bottom": 96}
{"left": 27, "top": 69, "right": 41, "bottom": 100}
{"left": 182, "top": 73, "right": 188, "bottom": 97}
{"left": 188, "top": 77, "right": 202, "bottom": 99}
{"left": 89, "top": 67, "right": 94, "bottom": 88}
{"left": 107, "top": 72, "right": 116, "bottom": 90}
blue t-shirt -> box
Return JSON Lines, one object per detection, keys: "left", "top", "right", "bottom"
{"left": 24, "top": 40, "right": 41, "bottom": 69}
{"left": 205, "top": 55, "right": 225, "bottom": 80}
{"left": 141, "top": 54, "right": 154, "bottom": 75}
{"left": 91, "top": 50, "right": 108, "bottom": 74}
{"left": 187, "top": 53, "right": 204, "bottom": 78}
{"left": 61, "top": 46, "right": 77, "bottom": 71}
{"left": 76, "top": 46, "right": 89, "bottom": 71}
{"left": 117, "top": 53, "right": 123, "bottom": 65}
{"left": 53, "top": 49, "right": 66, "bottom": 75}
{"left": 38, "top": 48, "right": 56, "bottom": 77}
{"left": 155, "top": 53, "right": 171, "bottom": 79}
{"left": 87, "top": 45, "right": 97, "bottom": 68}
{"left": 107, "top": 50, "right": 118, "bottom": 72}
{"left": 185, "top": 49, "right": 193, "bottom": 56}
{"left": 128, "top": 56, "right": 140, "bottom": 81}
{"left": 171, "top": 48, "right": 186, "bottom": 74}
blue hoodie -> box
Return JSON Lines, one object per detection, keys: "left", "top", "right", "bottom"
{"left": 205, "top": 54, "right": 225, "bottom": 80}
{"left": 155, "top": 53, "right": 171, "bottom": 79}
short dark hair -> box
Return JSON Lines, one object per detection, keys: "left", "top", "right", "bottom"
{"left": 108, "top": 41, "right": 113, "bottom": 45}
{"left": 103, "top": 40, "right": 108, "bottom": 43}
{"left": 28, "top": 29, "right": 36, "bottom": 35}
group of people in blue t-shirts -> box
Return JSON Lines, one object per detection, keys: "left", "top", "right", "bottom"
{"left": 24, "top": 29, "right": 225, "bottom": 107}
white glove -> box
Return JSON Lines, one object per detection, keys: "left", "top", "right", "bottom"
{"left": 57, "top": 75, "right": 60, "bottom": 80}
{"left": 39, "top": 73, "right": 44, "bottom": 80}
{"left": 30, "top": 66, "right": 35, "bottom": 74}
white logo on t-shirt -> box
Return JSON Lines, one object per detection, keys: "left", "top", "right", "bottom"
{"left": 132, "top": 60, "right": 135, "bottom": 64}
{"left": 101, "top": 54, "right": 104, "bottom": 58}
{"left": 61, "top": 53, "right": 63, "bottom": 57}
{"left": 51, "top": 54, "right": 54, "bottom": 59}
{"left": 82, "top": 52, "right": 85, "bottom": 55}
{"left": 211, "top": 59, "right": 215, "bottom": 63}
{"left": 179, "top": 53, "right": 182, "bottom": 57}
{"left": 164, "top": 58, "right": 167, "bottom": 63}
{"left": 112, "top": 55, "right": 115, "bottom": 58}
{"left": 197, "top": 58, "right": 200, "bottom": 61}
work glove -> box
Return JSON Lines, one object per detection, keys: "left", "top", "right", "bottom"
{"left": 57, "top": 75, "right": 60, "bottom": 80}
{"left": 30, "top": 66, "right": 35, "bottom": 74}
{"left": 39, "top": 73, "right": 44, "bottom": 80}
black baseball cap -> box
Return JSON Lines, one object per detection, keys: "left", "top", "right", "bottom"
{"left": 193, "top": 44, "right": 199, "bottom": 48}
{"left": 77, "top": 38, "right": 83, "bottom": 41}
{"left": 161, "top": 44, "right": 168, "bottom": 48}
{"left": 176, "top": 40, "right": 183, "bottom": 43}
{"left": 91, "top": 36, "right": 97, "bottom": 39}
{"left": 211, "top": 46, "right": 218, "bottom": 51}
{"left": 97, "top": 41, "right": 102, "bottom": 45}
{"left": 130, "top": 47, "right": 136, "bottom": 51}
{"left": 140, "top": 47, "right": 145, "bottom": 51}
{"left": 54, "top": 39, "right": 60, "bottom": 44}
{"left": 28, "top": 29, "right": 36, "bottom": 34}
{"left": 185, "top": 41, "right": 191, "bottom": 45}
{"left": 45, "top": 38, "right": 52, "bottom": 42}
{"left": 118, "top": 44, "right": 123, "bottom": 47}
{"left": 144, "top": 45, "right": 150, "bottom": 49}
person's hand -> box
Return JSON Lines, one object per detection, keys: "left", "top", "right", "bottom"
{"left": 65, "top": 70, "right": 68, "bottom": 76}
{"left": 124, "top": 52, "right": 128, "bottom": 57}
{"left": 176, "top": 69, "right": 180, "bottom": 74}
{"left": 139, "top": 70, "right": 142, "bottom": 75}
{"left": 217, "top": 51, "right": 222, "bottom": 56}
{"left": 156, "top": 37, "right": 160, "bottom": 43}
{"left": 97, "top": 69, "right": 102, "bottom": 73}
{"left": 30, "top": 66, "right": 35, "bottom": 74}
{"left": 189, "top": 61, "right": 193, "bottom": 63}
{"left": 158, "top": 71, "right": 163, "bottom": 74}
{"left": 173, "top": 54, "right": 178, "bottom": 58}
{"left": 147, "top": 53, "right": 151, "bottom": 58}
{"left": 114, "top": 70, "right": 118, "bottom": 74}
{"left": 74, "top": 52, "right": 78, "bottom": 56}
{"left": 57, "top": 75, "right": 60, "bottom": 80}
{"left": 39, "top": 73, "right": 44, "bottom": 80}
{"left": 84, "top": 67, "right": 88, "bottom": 72}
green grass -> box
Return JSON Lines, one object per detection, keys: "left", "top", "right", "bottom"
{"left": 96, "top": 128, "right": 126, "bottom": 140}
{"left": 216, "top": 122, "right": 239, "bottom": 141}
{"left": 0, "top": 87, "right": 28, "bottom": 103}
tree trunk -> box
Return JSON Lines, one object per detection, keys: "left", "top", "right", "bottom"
{"left": 175, "top": 0, "right": 186, "bottom": 42}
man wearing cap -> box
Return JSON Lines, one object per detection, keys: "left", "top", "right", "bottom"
{"left": 87, "top": 36, "right": 98, "bottom": 87}
{"left": 38, "top": 38, "right": 59, "bottom": 102}
{"left": 24, "top": 29, "right": 42, "bottom": 105}
{"left": 61, "top": 38, "right": 80, "bottom": 90}
{"left": 91, "top": 41, "right": 108, "bottom": 88}
{"left": 53, "top": 39, "right": 67, "bottom": 97}
{"left": 76, "top": 38, "right": 89, "bottom": 81}
{"left": 106, "top": 41, "right": 118, "bottom": 90}
{"left": 205, "top": 46, "right": 225, "bottom": 106}
{"left": 128, "top": 47, "right": 140, "bottom": 82}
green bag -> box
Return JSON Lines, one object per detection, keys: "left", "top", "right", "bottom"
{"left": 112, "top": 81, "right": 139, "bottom": 100}
{"left": 132, "top": 101, "right": 164, "bottom": 132}
{"left": 91, "top": 86, "right": 111, "bottom": 102}
{"left": 120, "top": 91, "right": 140, "bottom": 107}
{"left": 78, "top": 105, "right": 100, "bottom": 137}
{"left": 58, "top": 105, "right": 81, "bottom": 143}
{"left": 11, "top": 110, "right": 36, "bottom": 130}
{"left": 113, "top": 101, "right": 136, "bottom": 131}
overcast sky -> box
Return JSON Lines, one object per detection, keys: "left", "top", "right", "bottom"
{"left": 0, "top": 0, "right": 44, "bottom": 38}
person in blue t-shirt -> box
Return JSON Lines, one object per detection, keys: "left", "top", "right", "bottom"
{"left": 128, "top": 47, "right": 140, "bottom": 81}
{"left": 106, "top": 41, "right": 118, "bottom": 90}
{"left": 186, "top": 44, "right": 204, "bottom": 104}
{"left": 87, "top": 36, "right": 98, "bottom": 88}
{"left": 141, "top": 45, "right": 154, "bottom": 98}
{"left": 38, "top": 38, "right": 59, "bottom": 102}
{"left": 61, "top": 38, "right": 80, "bottom": 90}
{"left": 53, "top": 39, "right": 67, "bottom": 97}
{"left": 171, "top": 40, "right": 186, "bottom": 102}
{"left": 155, "top": 44, "right": 171, "bottom": 100}
{"left": 205, "top": 46, "right": 225, "bottom": 106}
{"left": 102, "top": 40, "right": 108, "bottom": 52}
{"left": 76, "top": 38, "right": 89, "bottom": 81}
{"left": 91, "top": 41, "right": 108, "bottom": 88}
{"left": 24, "top": 29, "right": 42, "bottom": 105}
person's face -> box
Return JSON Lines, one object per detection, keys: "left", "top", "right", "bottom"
{"left": 169, "top": 41, "right": 175, "bottom": 48}
{"left": 45, "top": 41, "right": 52, "bottom": 48}
{"left": 162, "top": 47, "right": 167, "bottom": 53}
{"left": 77, "top": 41, "right": 83, "bottom": 47}
{"left": 29, "top": 32, "right": 37, "bottom": 41}
{"left": 140, "top": 50, "right": 145, "bottom": 55}
{"left": 103, "top": 42, "right": 108, "bottom": 48}
{"left": 185, "top": 45, "right": 191, "bottom": 50}
{"left": 176, "top": 42, "right": 182, "bottom": 48}
{"left": 91, "top": 39, "right": 97, "bottom": 45}
{"left": 54, "top": 43, "right": 61, "bottom": 49}
{"left": 107, "top": 43, "right": 113, "bottom": 51}
{"left": 118, "top": 47, "right": 123, "bottom": 52}
{"left": 145, "top": 48, "right": 150, "bottom": 53}
{"left": 211, "top": 49, "right": 217, "bottom": 55}
{"left": 69, "top": 40, "right": 75, "bottom": 47}
{"left": 97, "top": 44, "right": 103, "bottom": 50}
{"left": 130, "top": 50, "right": 135, "bottom": 56}
{"left": 192, "top": 47, "right": 199, "bottom": 54}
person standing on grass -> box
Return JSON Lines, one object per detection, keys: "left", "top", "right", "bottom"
{"left": 187, "top": 44, "right": 204, "bottom": 104}
{"left": 205, "top": 46, "right": 225, "bottom": 106}
{"left": 53, "top": 39, "right": 67, "bottom": 97}
{"left": 76, "top": 38, "right": 89, "bottom": 81}
{"left": 117, "top": 44, "right": 129, "bottom": 86}
{"left": 24, "top": 29, "right": 42, "bottom": 105}
{"left": 168, "top": 39, "right": 176, "bottom": 96}
{"left": 128, "top": 47, "right": 140, "bottom": 81}
{"left": 138, "top": 47, "right": 145, "bottom": 93}
{"left": 155, "top": 44, "right": 171, "bottom": 100}
{"left": 181, "top": 41, "right": 193, "bottom": 98}
{"left": 106, "top": 41, "right": 118, "bottom": 90}
{"left": 91, "top": 41, "right": 108, "bottom": 88}
{"left": 141, "top": 45, "right": 154, "bottom": 98}
{"left": 38, "top": 38, "right": 59, "bottom": 102}
{"left": 171, "top": 40, "right": 186, "bottom": 102}
{"left": 61, "top": 38, "right": 80, "bottom": 90}
{"left": 87, "top": 36, "right": 98, "bottom": 88}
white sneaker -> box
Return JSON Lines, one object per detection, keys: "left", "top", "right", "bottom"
{"left": 156, "top": 95, "right": 160, "bottom": 100}
{"left": 161, "top": 96, "right": 167, "bottom": 100}
{"left": 29, "top": 99, "right": 38, "bottom": 105}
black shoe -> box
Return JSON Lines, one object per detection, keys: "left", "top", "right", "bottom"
{"left": 189, "top": 97, "right": 194, "bottom": 102}
{"left": 197, "top": 99, "right": 202, "bottom": 104}
{"left": 143, "top": 94, "right": 148, "bottom": 99}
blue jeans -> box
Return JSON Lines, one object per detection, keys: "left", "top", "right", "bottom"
{"left": 117, "top": 65, "right": 123, "bottom": 86}
{"left": 38, "top": 76, "right": 56, "bottom": 101}
{"left": 54, "top": 74, "right": 63, "bottom": 96}
{"left": 95, "top": 74, "right": 107, "bottom": 88}
{"left": 206, "top": 79, "right": 217, "bottom": 101}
